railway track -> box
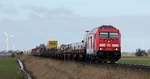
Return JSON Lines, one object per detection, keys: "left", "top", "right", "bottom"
{"left": 84, "top": 61, "right": 149, "bottom": 72}
{"left": 93, "top": 63, "right": 150, "bottom": 72}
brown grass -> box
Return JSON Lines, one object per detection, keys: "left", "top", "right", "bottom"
{"left": 20, "top": 55, "right": 150, "bottom": 79}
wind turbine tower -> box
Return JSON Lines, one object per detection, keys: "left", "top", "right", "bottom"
{"left": 3, "top": 32, "right": 14, "bottom": 52}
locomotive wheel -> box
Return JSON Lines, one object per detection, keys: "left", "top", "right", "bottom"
{"left": 110, "top": 60, "right": 115, "bottom": 64}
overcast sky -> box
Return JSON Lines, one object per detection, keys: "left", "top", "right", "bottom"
{"left": 0, "top": 0, "right": 150, "bottom": 52}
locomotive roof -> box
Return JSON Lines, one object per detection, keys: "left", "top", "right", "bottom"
{"left": 86, "top": 25, "right": 118, "bottom": 34}
{"left": 98, "top": 25, "right": 116, "bottom": 29}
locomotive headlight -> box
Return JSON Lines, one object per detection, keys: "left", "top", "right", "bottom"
{"left": 100, "top": 48, "right": 103, "bottom": 50}
{"left": 112, "top": 44, "right": 119, "bottom": 47}
{"left": 99, "top": 44, "right": 106, "bottom": 47}
{"left": 115, "top": 48, "right": 118, "bottom": 51}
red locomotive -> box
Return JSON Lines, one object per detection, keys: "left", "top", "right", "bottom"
{"left": 83, "top": 25, "right": 121, "bottom": 62}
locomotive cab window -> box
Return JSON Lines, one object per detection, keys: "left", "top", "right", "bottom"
{"left": 100, "top": 32, "right": 109, "bottom": 39}
{"left": 109, "top": 32, "right": 118, "bottom": 39}
{"left": 100, "top": 32, "right": 119, "bottom": 39}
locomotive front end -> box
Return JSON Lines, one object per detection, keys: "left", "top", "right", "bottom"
{"left": 96, "top": 26, "right": 121, "bottom": 61}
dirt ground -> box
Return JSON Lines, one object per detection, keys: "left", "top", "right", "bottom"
{"left": 19, "top": 55, "right": 150, "bottom": 79}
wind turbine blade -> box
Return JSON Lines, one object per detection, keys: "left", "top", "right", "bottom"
{"left": 4, "top": 32, "right": 7, "bottom": 35}
{"left": 10, "top": 35, "right": 14, "bottom": 38}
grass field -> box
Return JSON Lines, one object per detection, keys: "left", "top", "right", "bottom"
{"left": 117, "top": 56, "right": 150, "bottom": 66}
{"left": 19, "top": 55, "right": 150, "bottom": 79}
{"left": 0, "top": 57, "right": 23, "bottom": 79}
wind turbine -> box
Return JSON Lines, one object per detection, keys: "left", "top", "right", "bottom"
{"left": 3, "top": 32, "right": 14, "bottom": 52}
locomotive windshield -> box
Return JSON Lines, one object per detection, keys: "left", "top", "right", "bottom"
{"left": 109, "top": 32, "right": 118, "bottom": 39}
{"left": 100, "top": 32, "right": 109, "bottom": 39}
{"left": 100, "top": 32, "right": 118, "bottom": 40}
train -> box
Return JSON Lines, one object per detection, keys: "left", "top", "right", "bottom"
{"left": 31, "top": 25, "right": 121, "bottom": 63}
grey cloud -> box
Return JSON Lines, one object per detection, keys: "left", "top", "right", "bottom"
{"left": 0, "top": 5, "right": 150, "bottom": 52}
{"left": 1, "top": 8, "right": 18, "bottom": 14}
{"left": 22, "top": 6, "right": 75, "bottom": 19}
{"left": 0, "top": 1, "right": 18, "bottom": 15}
{"left": 0, "top": 3, "right": 21, "bottom": 20}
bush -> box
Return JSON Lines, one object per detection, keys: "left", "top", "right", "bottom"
{"left": 11, "top": 53, "right": 15, "bottom": 58}
{"left": 135, "top": 48, "right": 148, "bottom": 56}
